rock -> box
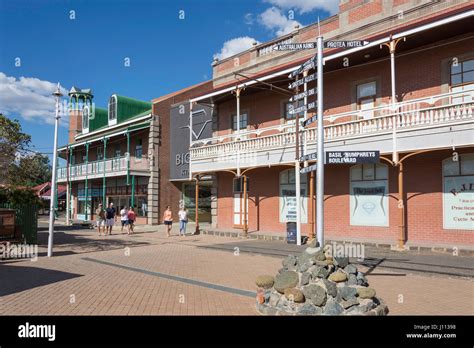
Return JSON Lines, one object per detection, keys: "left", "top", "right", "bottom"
{"left": 342, "top": 297, "right": 359, "bottom": 309}
{"left": 284, "top": 288, "right": 305, "bottom": 303}
{"left": 261, "top": 306, "right": 278, "bottom": 315}
{"left": 264, "top": 290, "right": 271, "bottom": 303}
{"left": 298, "top": 262, "right": 310, "bottom": 273}
{"left": 315, "top": 267, "right": 329, "bottom": 279}
{"left": 300, "top": 272, "right": 311, "bottom": 286}
{"left": 322, "top": 279, "right": 337, "bottom": 297}
{"left": 347, "top": 274, "right": 357, "bottom": 285}
{"left": 303, "top": 284, "right": 327, "bottom": 307}
{"left": 256, "top": 290, "right": 265, "bottom": 304}
{"left": 328, "top": 271, "right": 347, "bottom": 282}
{"left": 315, "top": 250, "right": 326, "bottom": 261}
{"left": 357, "top": 287, "right": 376, "bottom": 299}
{"left": 297, "top": 303, "right": 323, "bottom": 315}
{"left": 278, "top": 268, "right": 285, "bottom": 274}
{"left": 304, "top": 247, "right": 320, "bottom": 256}
{"left": 323, "top": 299, "right": 344, "bottom": 315}
{"left": 340, "top": 286, "right": 357, "bottom": 300}
{"left": 315, "top": 260, "right": 328, "bottom": 267}
{"left": 255, "top": 275, "right": 275, "bottom": 289}
{"left": 333, "top": 256, "right": 349, "bottom": 268}
{"left": 274, "top": 271, "right": 299, "bottom": 293}
{"left": 344, "top": 264, "right": 357, "bottom": 274}
{"left": 269, "top": 293, "right": 280, "bottom": 307}
{"left": 308, "top": 239, "right": 319, "bottom": 248}
{"left": 375, "top": 303, "right": 389, "bottom": 316}
{"left": 327, "top": 264, "right": 335, "bottom": 273}
{"left": 282, "top": 255, "right": 297, "bottom": 268}
{"left": 359, "top": 298, "right": 376, "bottom": 310}
{"left": 345, "top": 304, "right": 368, "bottom": 315}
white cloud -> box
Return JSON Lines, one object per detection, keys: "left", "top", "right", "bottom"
{"left": 259, "top": 7, "right": 302, "bottom": 37}
{"left": 0, "top": 72, "right": 68, "bottom": 125}
{"left": 264, "top": 0, "right": 339, "bottom": 15}
{"left": 244, "top": 13, "right": 254, "bottom": 25}
{"left": 213, "top": 36, "right": 260, "bottom": 60}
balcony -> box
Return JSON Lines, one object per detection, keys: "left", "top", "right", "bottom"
{"left": 190, "top": 90, "right": 474, "bottom": 173}
{"left": 57, "top": 156, "right": 150, "bottom": 182}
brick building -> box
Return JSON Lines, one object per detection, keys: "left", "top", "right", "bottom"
{"left": 188, "top": 0, "right": 474, "bottom": 249}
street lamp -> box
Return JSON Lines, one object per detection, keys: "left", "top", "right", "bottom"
{"left": 47, "top": 82, "right": 63, "bottom": 257}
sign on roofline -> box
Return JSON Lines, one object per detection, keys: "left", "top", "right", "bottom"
{"left": 289, "top": 55, "right": 316, "bottom": 78}
{"left": 299, "top": 152, "right": 317, "bottom": 162}
{"left": 325, "top": 151, "right": 380, "bottom": 164}
{"left": 289, "top": 73, "right": 316, "bottom": 89}
{"left": 288, "top": 101, "right": 316, "bottom": 115}
{"left": 324, "top": 40, "right": 369, "bottom": 49}
{"left": 289, "top": 88, "right": 316, "bottom": 102}
{"left": 274, "top": 42, "right": 316, "bottom": 51}
{"left": 302, "top": 115, "right": 317, "bottom": 127}
{"left": 300, "top": 164, "right": 317, "bottom": 174}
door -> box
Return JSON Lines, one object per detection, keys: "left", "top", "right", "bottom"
{"left": 233, "top": 193, "right": 248, "bottom": 228}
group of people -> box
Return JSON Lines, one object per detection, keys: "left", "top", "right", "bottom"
{"left": 95, "top": 202, "right": 136, "bottom": 236}
{"left": 163, "top": 205, "right": 189, "bottom": 237}
{"left": 94, "top": 202, "right": 189, "bottom": 237}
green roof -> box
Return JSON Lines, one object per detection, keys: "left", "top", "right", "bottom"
{"left": 115, "top": 95, "right": 152, "bottom": 123}
{"left": 89, "top": 107, "right": 108, "bottom": 132}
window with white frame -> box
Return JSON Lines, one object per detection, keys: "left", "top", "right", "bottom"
{"left": 82, "top": 106, "right": 90, "bottom": 132}
{"left": 108, "top": 95, "right": 117, "bottom": 125}
{"left": 232, "top": 112, "right": 248, "bottom": 132}
{"left": 451, "top": 59, "right": 474, "bottom": 104}
{"left": 135, "top": 139, "right": 143, "bottom": 159}
{"left": 357, "top": 81, "right": 377, "bottom": 119}
{"left": 442, "top": 153, "right": 474, "bottom": 230}
{"left": 350, "top": 163, "right": 389, "bottom": 227}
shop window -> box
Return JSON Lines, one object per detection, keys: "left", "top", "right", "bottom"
{"left": 279, "top": 169, "right": 308, "bottom": 223}
{"left": 442, "top": 153, "right": 474, "bottom": 230}
{"left": 451, "top": 59, "right": 474, "bottom": 104}
{"left": 350, "top": 163, "right": 389, "bottom": 227}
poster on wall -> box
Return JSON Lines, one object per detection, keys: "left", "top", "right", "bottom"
{"left": 443, "top": 175, "right": 474, "bottom": 230}
{"left": 350, "top": 180, "right": 389, "bottom": 226}
{"left": 279, "top": 187, "right": 308, "bottom": 223}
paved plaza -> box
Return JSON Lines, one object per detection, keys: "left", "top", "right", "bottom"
{"left": 1, "top": 222, "right": 473, "bottom": 315}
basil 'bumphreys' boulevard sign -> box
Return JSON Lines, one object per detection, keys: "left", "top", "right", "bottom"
{"left": 302, "top": 115, "right": 317, "bottom": 127}
{"left": 324, "top": 40, "right": 370, "bottom": 49}
{"left": 326, "top": 151, "right": 380, "bottom": 164}
{"left": 289, "top": 73, "right": 316, "bottom": 89}
{"left": 290, "top": 87, "right": 316, "bottom": 102}
{"left": 289, "top": 101, "right": 316, "bottom": 115}
{"left": 300, "top": 164, "right": 317, "bottom": 174}
{"left": 289, "top": 55, "right": 316, "bottom": 78}
{"left": 274, "top": 42, "right": 316, "bottom": 51}
{"left": 299, "top": 152, "right": 317, "bottom": 162}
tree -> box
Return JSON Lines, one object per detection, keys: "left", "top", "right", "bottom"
{"left": 8, "top": 153, "right": 52, "bottom": 187}
{"left": 0, "top": 113, "right": 32, "bottom": 184}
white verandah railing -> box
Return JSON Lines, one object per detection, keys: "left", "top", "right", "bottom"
{"left": 190, "top": 89, "right": 474, "bottom": 161}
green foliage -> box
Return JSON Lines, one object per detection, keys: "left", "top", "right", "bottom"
{"left": 0, "top": 187, "right": 40, "bottom": 206}
{"left": 8, "top": 153, "right": 52, "bottom": 187}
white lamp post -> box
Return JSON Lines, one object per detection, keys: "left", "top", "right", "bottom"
{"left": 47, "top": 82, "right": 63, "bottom": 257}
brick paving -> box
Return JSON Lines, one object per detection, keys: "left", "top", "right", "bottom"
{"left": 0, "top": 224, "right": 473, "bottom": 315}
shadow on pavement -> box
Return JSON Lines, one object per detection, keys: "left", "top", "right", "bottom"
{"left": 0, "top": 264, "right": 82, "bottom": 297}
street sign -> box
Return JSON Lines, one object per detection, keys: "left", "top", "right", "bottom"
{"left": 300, "top": 164, "right": 317, "bottom": 174}
{"left": 274, "top": 42, "right": 316, "bottom": 51}
{"left": 289, "top": 88, "right": 316, "bottom": 102}
{"left": 289, "top": 101, "right": 316, "bottom": 115}
{"left": 325, "top": 151, "right": 380, "bottom": 164}
{"left": 302, "top": 115, "right": 317, "bottom": 127}
{"left": 299, "top": 152, "right": 317, "bottom": 162}
{"left": 289, "top": 73, "right": 316, "bottom": 89}
{"left": 289, "top": 55, "right": 316, "bottom": 78}
{"left": 324, "top": 40, "right": 370, "bottom": 49}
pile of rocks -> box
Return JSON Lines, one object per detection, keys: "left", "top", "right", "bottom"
{"left": 255, "top": 241, "right": 389, "bottom": 316}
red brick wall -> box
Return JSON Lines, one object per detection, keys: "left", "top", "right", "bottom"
{"left": 216, "top": 149, "right": 474, "bottom": 246}
{"left": 348, "top": 1, "right": 383, "bottom": 24}
{"left": 68, "top": 110, "right": 82, "bottom": 143}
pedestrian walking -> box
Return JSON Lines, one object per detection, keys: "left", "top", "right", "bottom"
{"left": 178, "top": 207, "right": 188, "bottom": 237}
{"left": 95, "top": 203, "right": 105, "bottom": 236}
{"left": 127, "top": 207, "right": 136, "bottom": 235}
{"left": 120, "top": 206, "right": 129, "bottom": 233}
{"left": 105, "top": 202, "right": 116, "bottom": 235}
{"left": 163, "top": 205, "right": 173, "bottom": 237}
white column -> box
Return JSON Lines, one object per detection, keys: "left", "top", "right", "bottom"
{"left": 316, "top": 36, "right": 324, "bottom": 248}
{"left": 390, "top": 39, "right": 398, "bottom": 164}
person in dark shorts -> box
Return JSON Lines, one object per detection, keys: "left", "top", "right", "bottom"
{"left": 105, "top": 202, "right": 116, "bottom": 235}
{"left": 120, "top": 206, "right": 129, "bottom": 233}
{"left": 127, "top": 207, "right": 136, "bottom": 235}
{"left": 162, "top": 205, "right": 173, "bottom": 237}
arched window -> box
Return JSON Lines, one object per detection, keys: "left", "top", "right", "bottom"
{"left": 279, "top": 169, "right": 307, "bottom": 223}
{"left": 82, "top": 106, "right": 90, "bottom": 133}
{"left": 108, "top": 95, "right": 117, "bottom": 125}
{"left": 442, "top": 153, "right": 474, "bottom": 230}
{"left": 349, "top": 163, "right": 389, "bottom": 226}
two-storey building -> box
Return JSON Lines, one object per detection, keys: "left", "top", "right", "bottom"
{"left": 189, "top": 0, "right": 474, "bottom": 249}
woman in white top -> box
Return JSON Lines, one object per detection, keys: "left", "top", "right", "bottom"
{"left": 178, "top": 208, "right": 188, "bottom": 237}
{"left": 120, "top": 206, "right": 129, "bottom": 233}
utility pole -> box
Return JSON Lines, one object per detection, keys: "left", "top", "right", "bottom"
{"left": 316, "top": 36, "right": 324, "bottom": 249}
{"left": 48, "top": 83, "right": 63, "bottom": 257}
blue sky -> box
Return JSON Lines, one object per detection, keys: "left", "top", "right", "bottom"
{"left": 0, "top": 0, "right": 336, "bottom": 160}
